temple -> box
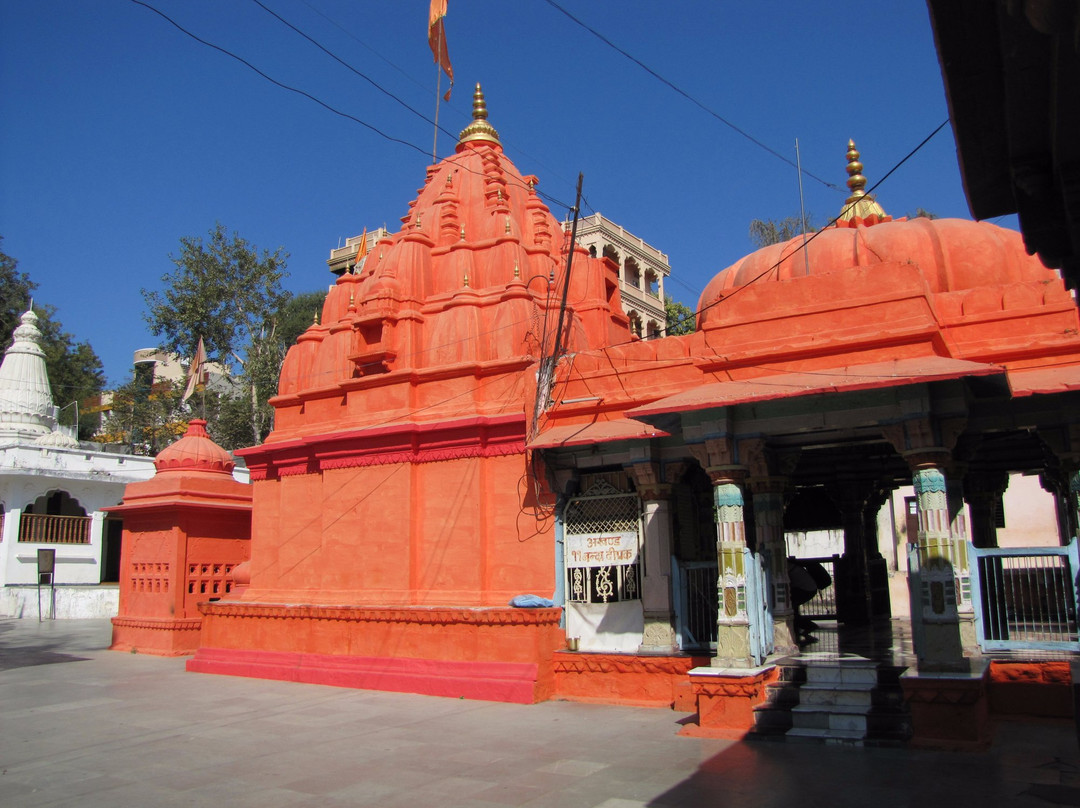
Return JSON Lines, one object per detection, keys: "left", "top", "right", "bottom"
{"left": 0, "top": 309, "right": 156, "bottom": 617}
{"left": 108, "top": 84, "right": 1080, "bottom": 744}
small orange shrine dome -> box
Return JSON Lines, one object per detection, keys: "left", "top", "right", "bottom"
{"left": 698, "top": 140, "right": 1060, "bottom": 327}
{"left": 154, "top": 419, "right": 235, "bottom": 475}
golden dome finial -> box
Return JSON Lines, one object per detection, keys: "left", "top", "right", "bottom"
{"left": 845, "top": 139, "right": 866, "bottom": 202}
{"left": 837, "top": 138, "right": 888, "bottom": 224}
{"left": 457, "top": 83, "right": 501, "bottom": 148}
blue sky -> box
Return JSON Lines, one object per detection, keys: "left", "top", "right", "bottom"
{"left": 0, "top": 1, "right": 991, "bottom": 390}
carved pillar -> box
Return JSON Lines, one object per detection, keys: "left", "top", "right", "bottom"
{"left": 910, "top": 460, "right": 971, "bottom": 671}
{"left": 1038, "top": 423, "right": 1080, "bottom": 543}
{"left": 689, "top": 438, "right": 754, "bottom": 668}
{"left": 1072, "top": 471, "right": 1080, "bottom": 541}
{"left": 883, "top": 416, "right": 973, "bottom": 671}
{"left": 626, "top": 460, "right": 678, "bottom": 654}
{"left": 964, "top": 471, "right": 1008, "bottom": 549}
{"left": 863, "top": 483, "right": 893, "bottom": 619}
{"left": 744, "top": 438, "right": 797, "bottom": 656}
{"left": 829, "top": 471, "right": 874, "bottom": 626}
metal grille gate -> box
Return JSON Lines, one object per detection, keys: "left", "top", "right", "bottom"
{"left": 563, "top": 480, "right": 642, "bottom": 605}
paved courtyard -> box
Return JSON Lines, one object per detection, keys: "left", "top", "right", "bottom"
{"left": 1, "top": 617, "right": 1079, "bottom": 807}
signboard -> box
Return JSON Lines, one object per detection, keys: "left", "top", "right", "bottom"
{"left": 565, "top": 531, "right": 638, "bottom": 568}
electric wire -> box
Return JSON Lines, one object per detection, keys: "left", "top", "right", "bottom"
{"left": 539, "top": 0, "right": 841, "bottom": 192}
{"left": 128, "top": 0, "right": 580, "bottom": 217}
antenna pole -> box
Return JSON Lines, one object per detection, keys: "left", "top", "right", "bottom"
{"left": 796, "top": 138, "right": 811, "bottom": 276}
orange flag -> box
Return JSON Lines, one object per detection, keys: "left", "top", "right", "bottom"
{"left": 353, "top": 228, "right": 368, "bottom": 271}
{"left": 428, "top": 0, "right": 453, "bottom": 100}
{"left": 182, "top": 336, "right": 208, "bottom": 403}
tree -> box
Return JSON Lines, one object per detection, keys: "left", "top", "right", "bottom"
{"left": 748, "top": 214, "right": 816, "bottom": 248}
{"left": 94, "top": 374, "right": 187, "bottom": 455}
{"left": 0, "top": 236, "right": 35, "bottom": 344}
{"left": 143, "top": 224, "right": 290, "bottom": 446}
{"left": 0, "top": 237, "right": 106, "bottom": 439}
{"left": 664, "top": 295, "right": 695, "bottom": 336}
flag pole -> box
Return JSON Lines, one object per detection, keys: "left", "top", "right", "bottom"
{"left": 433, "top": 48, "right": 442, "bottom": 163}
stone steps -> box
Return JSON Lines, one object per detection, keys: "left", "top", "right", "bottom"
{"left": 751, "top": 654, "right": 912, "bottom": 746}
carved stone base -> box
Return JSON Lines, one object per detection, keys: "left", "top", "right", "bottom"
{"left": 639, "top": 615, "right": 679, "bottom": 654}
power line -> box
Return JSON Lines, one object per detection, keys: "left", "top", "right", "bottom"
{"left": 128, "top": 0, "right": 580, "bottom": 216}
{"left": 539, "top": 0, "right": 841, "bottom": 192}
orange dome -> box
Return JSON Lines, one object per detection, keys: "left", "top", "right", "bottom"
{"left": 698, "top": 217, "right": 1058, "bottom": 328}
{"left": 154, "top": 419, "right": 235, "bottom": 475}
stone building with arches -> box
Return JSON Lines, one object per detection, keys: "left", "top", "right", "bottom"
{"left": 0, "top": 309, "right": 157, "bottom": 617}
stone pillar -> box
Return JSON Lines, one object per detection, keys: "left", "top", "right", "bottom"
{"left": 749, "top": 476, "right": 797, "bottom": 655}
{"left": 830, "top": 473, "right": 874, "bottom": 625}
{"left": 710, "top": 469, "right": 753, "bottom": 667}
{"left": 964, "top": 471, "right": 1008, "bottom": 549}
{"left": 911, "top": 461, "right": 970, "bottom": 671}
{"left": 1071, "top": 471, "right": 1080, "bottom": 541}
{"left": 626, "top": 461, "right": 678, "bottom": 654}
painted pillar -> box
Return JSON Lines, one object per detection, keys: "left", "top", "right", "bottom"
{"left": 750, "top": 477, "right": 796, "bottom": 655}
{"left": 627, "top": 461, "right": 678, "bottom": 653}
{"left": 911, "top": 463, "right": 971, "bottom": 671}
{"left": 710, "top": 469, "right": 753, "bottom": 667}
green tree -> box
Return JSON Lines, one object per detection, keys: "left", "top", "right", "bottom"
{"left": 0, "top": 236, "right": 35, "bottom": 343}
{"left": 664, "top": 295, "right": 695, "bottom": 336}
{"left": 142, "top": 224, "right": 290, "bottom": 446}
{"left": 748, "top": 214, "right": 816, "bottom": 248}
{"left": 95, "top": 375, "right": 187, "bottom": 455}
{"left": 0, "top": 237, "right": 105, "bottom": 439}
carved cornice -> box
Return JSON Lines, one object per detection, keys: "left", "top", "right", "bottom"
{"left": 242, "top": 415, "right": 527, "bottom": 480}
{"left": 110, "top": 617, "right": 202, "bottom": 632}
{"left": 198, "top": 602, "right": 563, "bottom": 627}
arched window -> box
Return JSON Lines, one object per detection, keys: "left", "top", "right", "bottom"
{"left": 646, "top": 320, "right": 661, "bottom": 339}
{"left": 644, "top": 269, "right": 660, "bottom": 297}
{"left": 588, "top": 245, "right": 597, "bottom": 258}
{"left": 24, "top": 490, "right": 87, "bottom": 517}
{"left": 628, "top": 312, "right": 643, "bottom": 337}
{"left": 602, "top": 244, "right": 620, "bottom": 266}
{"left": 624, "top": 257, "right": 642, "bottom": 289}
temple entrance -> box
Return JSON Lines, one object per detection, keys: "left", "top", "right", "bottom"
{"left": 672, "top": 464, "right": 719, "bottom": 651}
{"left": 562, "top": 472, "right": 644, "bottom": 652}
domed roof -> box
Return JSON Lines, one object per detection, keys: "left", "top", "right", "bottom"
{"left": 698, "top": 143, "right": 1060, "bottom": 328}
{"left": 35, "top": 429, "right": 80, "bottom": 449}
{"left": 154, "top": 419, "right": 235, "bottom": 475}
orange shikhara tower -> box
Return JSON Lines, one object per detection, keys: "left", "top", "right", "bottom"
{"left": 189, "top": 85, "right": 631, "bottom": 703}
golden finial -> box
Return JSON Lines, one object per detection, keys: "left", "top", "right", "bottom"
{"left": 513, "top": 261, "right": 520, "bottom": 279}
{"left": 505, "top": 215, "right": 511, "bottom": 234}
{"left": 463, "top": 272, "right": 470, "bottom": 288}
{"left": 415, "top": 212, "right": 422, "bottom": 229}
{"left": 460, "top": 225, "right": 466, "bottom": 241}
{"left": 457, "top": 83, "right": 501, "bottom": 147}
{"left": 837, "top": 139, "right": 888, "bottom": 223}
{"left": 445, "top": 172, "right": 453, "bottom": 187}
{"left": 313, "top": 310, "right": 320, "bottom": 325}
{"left": 845, "top": 140, "right": 866, "bottom": 202}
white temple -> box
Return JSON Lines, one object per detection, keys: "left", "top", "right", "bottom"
{"left": 0, "top": 309, "right": 156, "bottom": 617}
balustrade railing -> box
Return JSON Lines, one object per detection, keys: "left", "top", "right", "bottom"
{"left": 969, "top": 540, "right": 1079, "bottom": 651}
{"left": 18, "top": 513, "right": 91, "bottom": 545}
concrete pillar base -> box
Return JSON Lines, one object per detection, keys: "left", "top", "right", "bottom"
{"left": 679, "top": 665, "right": 778, "bottom": 739}
{"left": 901, "top": 661, "right": 990, "bottom": 749}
